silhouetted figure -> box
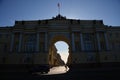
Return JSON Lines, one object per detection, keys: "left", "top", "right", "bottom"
{"left": 64, "top": 64, "right": 68, "bottom": 71}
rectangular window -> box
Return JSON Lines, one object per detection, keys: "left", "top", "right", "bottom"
{"left": 24, "top": 42, "right": 36, "bottom": 52}
{"left": 74, "top": 32, "right": 80, "bottom": 41}
{"left": 40, "top": 32, "right": 45, "bottom": 41}
{"left": 83, "top": 33, "right": 94, "bottom": 41}
{"left": 5, "top": 34, "right": 9, "bottom": 38}
{"left": 15, "top": 43, "right": 19, "bottom": 52}
{"left": 83, "top": 33, "right": 95, "bottom": 51}
{"left": 40, "top": 42, "right": 45, "bottom": 52}
{"left": 100, "top": 42, "right": 106, "bottom": 51}
{"left": 84, "top": 41, "right": 94, "bottom": 51}
{"left": 75, "top": 41, "right": 80, "bottom": 52}
{"left": 109, "top": 33, "right": 112, "bottom": 37}
{"left": 24, "top": 34, "right": 36, "bottom": 52}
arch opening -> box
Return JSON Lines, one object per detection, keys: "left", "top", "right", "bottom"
{"left": 48, "top": 35, "right": 71, "bottom": 67}
{"left": 54, "top": 41, "right": 69, "bottom": 64}
{"left": 35, "top": 35, "right": 72, "bottom": 75}
{"left": 47, "top": 39, "right": 70, "bottom": 75}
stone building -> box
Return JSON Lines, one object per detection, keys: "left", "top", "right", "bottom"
{"left": 49, "top": 45, "right": 65, "bottom": 66}
{"left": 0, "top": 14, "right": 120, "bottom": 66}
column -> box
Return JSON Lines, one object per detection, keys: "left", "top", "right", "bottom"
{"left": 36, "top": 32, "right": 40, "bottom": 52}
{"left": 80, "top": 33, "right": 84, "bottom": 51}
{"left": 18, "top": 33, "right": 22, "bottom": 52}
{"left": 96, "top": 33, "right": 101, "bottom": 51}
{"left": 104, "top": 32, "right": 109, "bottom": 50}
{"left": 45, "top": 32, "right": 48, "bottom": 52}
{"left": 72, "top": 32, "right": 75, "bottom": 52}
{"left": 10, "top": 33, "right": 14, "bottom": 52}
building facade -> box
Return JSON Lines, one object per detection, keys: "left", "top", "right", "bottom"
{"left": 0, "top": 14, "right": 120, "bottom": 66}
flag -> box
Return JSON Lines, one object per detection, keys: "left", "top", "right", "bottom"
{"left": 57, "top": 3, "right": 60, "bottom": 14}
{"left": 58, "top": 3, "right": 60, "bottom": 8}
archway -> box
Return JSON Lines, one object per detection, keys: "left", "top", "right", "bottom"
{"left": 48, "top": 35, "right": 72, "bottom": 67}
{"left": 54, "top": 41, "right": 69, "bottom": 64}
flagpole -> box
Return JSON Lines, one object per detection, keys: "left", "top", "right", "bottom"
{"left": 58, "top": 4, "right": 60, "bottom": 14}
{"left": 58, "top": 3, "right": 60, "bottom": 15}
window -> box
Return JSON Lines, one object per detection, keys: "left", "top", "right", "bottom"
{"left": 40, "top": 32, "right": 45, "bottom": 41}
{"left": 83, "top": 33, "right": 91, "bottom": 41}
{"left": 99, "top": 32, "right": 104, "bottom": 39}
{"left": 15, "top": 43, "right": 19, "bottom": 52}
{"left": 83, "top": 33, "right": 95, "bottom": 51}
{"left": 109, "top": 33, "right": 112, "bottom": 37}
{"left": 84, "top": 41, "right": 94, "bottom": 51}
{"left": 25, "top": 42, "right": 36, "bottom": 52}
{"left": 100, "top": 42, "right": 106, "bottom": 51}
{"left": 75, "top": 42, "right": 80, "bottom": 52}
{"left": 27, "top": 34, "right": 36, "bottom": 41}
{"left": 5, "top": 34, "right": 9, "bottom": 38}
{"left": 40, "top": 42, "right": 45, "bottom": 52}
{"left": 74, "top": 32, "right": 80, "bottom": 41}
{"left": 24, "top": 34, "right": 36, "bottom": 52}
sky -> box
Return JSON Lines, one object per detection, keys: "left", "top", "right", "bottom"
{"left": 0, "top": 0, "right": 120, "bottom": 27}
{"left": 55, "top": 41, "right": 69, "bottom": 64}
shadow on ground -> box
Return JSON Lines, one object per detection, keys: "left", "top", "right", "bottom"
{"left": 0, "top": 64, "right": 120, "bottom": 80}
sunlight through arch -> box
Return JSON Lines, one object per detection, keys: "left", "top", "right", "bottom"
{"left": 54, "top": 41, "right": 69, "bottom": 64}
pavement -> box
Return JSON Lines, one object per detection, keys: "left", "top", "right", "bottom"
{"left": 0, "top": 66, "right": 120, "bottom": 80}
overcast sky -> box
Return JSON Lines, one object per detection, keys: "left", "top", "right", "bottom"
{"left": 0, "top": 0, "right": 120, "bottom": 27}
